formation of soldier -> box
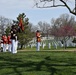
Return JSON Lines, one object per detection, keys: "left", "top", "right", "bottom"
{"left": 0, "top": 17, "right": 42, "bottom": 53}
{"left": 0, "top": 17, "right": 24, "bottom": 54}
{"left": 0, "top": 25, "right": 18, "bottom": 54}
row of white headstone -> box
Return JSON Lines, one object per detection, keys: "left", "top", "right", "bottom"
{"left": 18, "top": 39, "right": 76, "bottom": 49}
{"left": 31, "top": 41, "right": 75, "bottom": 48}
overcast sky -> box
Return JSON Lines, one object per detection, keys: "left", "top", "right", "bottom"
{"left": 0, "top": 0, "right": 75, "bottom": 25}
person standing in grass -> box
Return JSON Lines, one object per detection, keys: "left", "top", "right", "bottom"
{"left": 1, "top": 34, "right": 8, "bottom": 52}
{"left": 11, "top": 25, "right": 18, "bottom": 54}
{"left": 36, "top": 30, "right": 41, "bottom": 51}
{"left": 7, "top": 33, "right": 11, "bottom": 52}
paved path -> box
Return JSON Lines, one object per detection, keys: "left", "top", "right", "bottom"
{"left": 18, "top": 49, "right": 76, "bottom": 52}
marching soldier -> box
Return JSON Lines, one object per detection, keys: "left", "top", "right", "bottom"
{"left": 2, "top": 34, "right": 8, "bottom": 52}
{"left": 11, "top": 25, "right": 18, "bottom": 54}
{"left": 7, "top": 33, "right": 11, "bottom": 52}
{"left": 36, "top": 30, "right": 41, "bottom": 51}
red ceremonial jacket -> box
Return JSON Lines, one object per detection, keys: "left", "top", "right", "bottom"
{"left": 2, "top": 35, "right": 8, "bottom": 44}
{"left": 36, "top": 32, "right": 41, "bottom": 42}
{"left": 7, "top": 35, "right": 11, "bottom": 44}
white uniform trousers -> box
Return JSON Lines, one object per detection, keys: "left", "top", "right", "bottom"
{"left": 36, "top": 42, "right": 40, "bottom": 51}
{"left": 8, "top": 44, "right": 11, "bottom": 52}
{"left": 3, "top": 44, "right": 7, "bottom": 52}
{"left": 11, "top": 40, "right": 18, "bottom": 54}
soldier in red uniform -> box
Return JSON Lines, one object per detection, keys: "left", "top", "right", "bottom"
{"left": 36, "top": 30, "right": 41, "bottom": 51}
{"left": 2, "top": 34, "right": 8, "bottom": 52}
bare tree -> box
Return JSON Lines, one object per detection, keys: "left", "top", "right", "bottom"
{"left": 34, "top": 0, "right": 76, "bottom": 15}
{"left": 51, "top": 14, "right": 75, "bottom": 37}
{"left": 51, "top": 14, "right": 76, "bottom": 35}
{"left": 50, "top": 14, "right": 76, "bottom": 48}
{"left": 38, "top": 21, "right": 51, "bottom": 37}
{"left": 28, "top": 23, "right": 39, "bottom": 32}
{"left": 0, "top": 16, "right": 12, "bottom": 35}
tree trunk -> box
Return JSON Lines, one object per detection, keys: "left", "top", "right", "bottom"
{"left": 63, "top": 37, "right": 67, "bottom": 49}
{"left": 20, "top": 44, "right": 23, "bottom": 49}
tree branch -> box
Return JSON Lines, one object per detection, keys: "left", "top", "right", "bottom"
{"left": 38, "top": 5, "right": 65, "bottom": 8}
{"left": 60, "top": 0, "right": 76, "bottom": 15}
{"left": 35, "top": 0, "right": 76, "bottom": 16}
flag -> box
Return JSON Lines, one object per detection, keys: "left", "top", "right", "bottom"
{"left": 19, "top": 18, "right": 24, "bottom": 31}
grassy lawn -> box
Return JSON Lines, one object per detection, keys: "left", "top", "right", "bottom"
{"left": 0, "top": 51, "right": 76, "bottom": 75}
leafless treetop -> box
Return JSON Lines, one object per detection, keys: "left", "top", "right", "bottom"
{"left": 34, "top": 0, "right": 76, "bottom": 16}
